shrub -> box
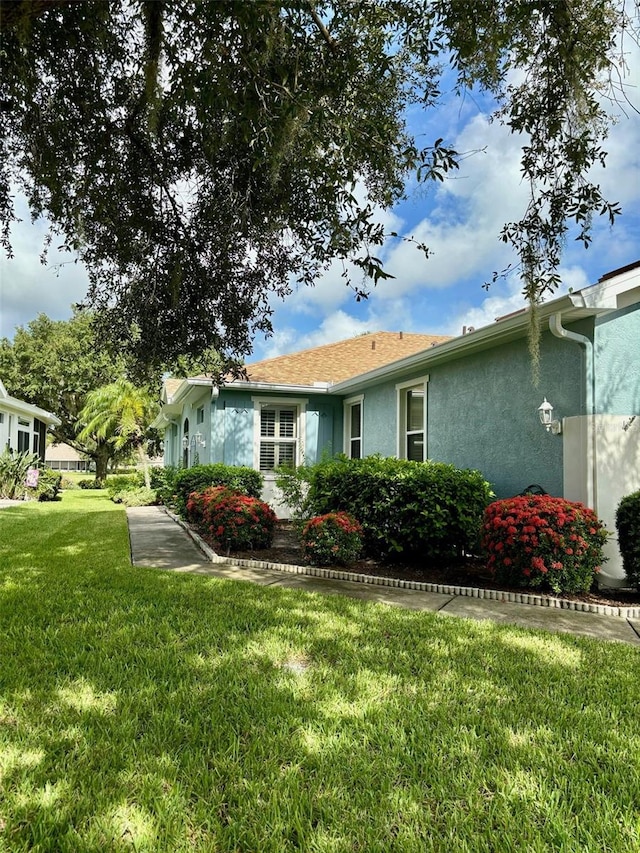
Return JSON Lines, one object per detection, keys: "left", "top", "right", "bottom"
{"left": 278, "top": 455, "right": 492, "bottom": 563}
{"left": 78, "top": 479, "right": 104, "bottom": 490}
{"left": 111, "top": 487, "right": 158, "bottom": 507}
{"left": 187, "top": 487, "right": 276, "bottom": 551}
{"left": 30, "top": 468, "right": 62, "bottom": 502}
{"left": 0, "top": 450, "right": 39, "bottom": 499}
{"left": 148, "top": 465, "right": 180, "bottom": 504}
{"left": 616, "top": 490, "right": 640, "bottom": 591}
{"left": 301, "top": 512, "right": 363, "bottom": 566}
{"left": 185, "top": 485, "right": 233, "bottom": 527}
{"left": 60, "top": 476, "right": 80, "bottom": 490}
{"left": 174, "top": 464, "right": 263, "bottom": 516}
{"left": 482, "top": 495, "right": 609, "bottom": 594}
{"left": 106, "top": 474, "right": 139, "bottom": 498}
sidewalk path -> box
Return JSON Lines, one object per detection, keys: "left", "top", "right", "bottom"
{"left": 127, "top": 506, "right": 640, "bottom": 646}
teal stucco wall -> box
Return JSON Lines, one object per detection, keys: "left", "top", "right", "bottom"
{"left": 357, "top": 327, "right": 586, "bottom": 499}
{"left": 211, "top": 390, "right": 342, "bottom": 468}
{"left": 594, "top": 304, "right": 640, "bottom": 415}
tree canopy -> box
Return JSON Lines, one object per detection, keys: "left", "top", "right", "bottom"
{"left": 77, "top": 377, "right": 158, "bottom": 483}
{"left": 0, "top": 308, "right": 142, "bottom": 475}
{"left": 1, "top": 0, "right": 636, "bottom": 375}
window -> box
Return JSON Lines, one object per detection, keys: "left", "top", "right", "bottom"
{"left": 17, "top": 417, "right": 30, "bottom": 454}
{"left": 396, "top": 376, "right": 428, "bottom": 462}
{"left": 253, "top": 397, "right": 307, "bottom": 472}
{"left": 259, "top": 407, "right": 296, "bottom": 470}
{"left": 196, "top": 406, "right": 205, "bottom": 425}
{"left": 344, "top": 395, "right": 364, "bottom": 459}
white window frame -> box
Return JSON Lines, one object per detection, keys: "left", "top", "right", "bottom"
{"left": 344, "top": 394, "right": 364, "bottom": 459}
{"left": 395, "top": 375, "right": 429, "bottom": 462}
{"left": 17, "top": 416, "right": 31, "bottom": 454}
{"left": 252, "top": 396, "right": 308, "bottom": 473}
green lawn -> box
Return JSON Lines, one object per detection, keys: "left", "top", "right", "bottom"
{"left": 0, "top": 492, "right": 639, "bottom": 852}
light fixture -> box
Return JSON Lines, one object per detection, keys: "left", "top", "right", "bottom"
{"left": 194, "top": 432, "right": 206, "bottom": 448}
{"left": 182, "top": 436, "right": 189, "bottom": 450}
{"left": 538, "top": 398, "right": 562, "bottom": 435}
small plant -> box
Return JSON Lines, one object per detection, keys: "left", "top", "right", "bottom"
{"left": 105, "top": 474, "right": 139, "bottom": 498}
{"left": 77, "top": 479, "right": 104, "bottom": 490}
{"left": 59, "top": 476, "right": 80, "bottom": 490}
{"left": 616, "top": 490, "right": 640, "bottom": 591}
{"left": 187, "top": 487, "right": 276, "bottom": 551}
{"left": 301, "top": 512, "right": 363, "bottom": 567}
{"left": 148, "top": 465, "right": 180, "bottom": 505}
{"left": 482, "top": 495, "right": 609, "bottom": 594}
{"left": 111, "top": 487, "right": 158, "bottom": 507}
{"left": 0, "top": 450, "right": 39, "bottom": 499}
{"left": 30, "top": 468, "right": 62, "bottom": 502}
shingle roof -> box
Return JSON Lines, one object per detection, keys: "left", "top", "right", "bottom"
{"left": 163, "top": 378, "right": 183, "bottom": 400}
{"left": 242, "top": 332, "right": 450, "bottom": 386}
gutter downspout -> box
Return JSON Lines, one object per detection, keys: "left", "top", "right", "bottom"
{"left": 209, "top": 386, "right": 219, "bottom": 464}
{"left": 548, "top": 313, "right": 595, "bottom": 509}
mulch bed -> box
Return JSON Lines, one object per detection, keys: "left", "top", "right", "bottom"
{"left": 217, "top": 521, "right": 640, "bottom": 610}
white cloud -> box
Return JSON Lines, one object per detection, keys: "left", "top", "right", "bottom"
{"left": 440, "top": 264, "right": 592, "bottom": 336}
{"left": 0, "top": 201, "right": 89, "bottom": 338}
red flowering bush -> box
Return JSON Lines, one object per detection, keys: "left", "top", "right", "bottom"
{"left": 301, "top": 512, "right": 363, "bottom": 566}
{"left": 185, "top": 486, "right": 231, "bottom": 526}
{"left": 482, "top": 495, "right": 609, "bottom": 594}
{"left": 186, "top": 486, "right": 276, "bottom": 551}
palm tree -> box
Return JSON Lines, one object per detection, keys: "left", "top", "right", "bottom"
{"left": 77, "top": 379, "right": 158, "bottom": 486}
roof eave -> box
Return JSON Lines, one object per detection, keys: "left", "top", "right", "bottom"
{"left": 0, "top": 394, "right": 61, "bottom": 426}
{"left": 167, "top": 378, "right": 217, "bottom": 406}
{"left": 222, "top": 380, "right": 332, "bottom": 395}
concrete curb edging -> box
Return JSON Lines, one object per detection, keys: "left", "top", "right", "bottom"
{"left": 163, "top": 508, "right": 640, "bottom": 620}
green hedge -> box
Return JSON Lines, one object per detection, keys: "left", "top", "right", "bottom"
{"left": 173, "top": 464, "right": 263, "bottom": 517}
{"left": 278, "top": 455, "right": 493, "bottom": 563}
{"left": 616, "top": 490, "right": 640, "bottom": 591}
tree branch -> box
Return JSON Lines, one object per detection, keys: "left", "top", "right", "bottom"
{"left": 307, "top": 3, "right": 337, "bottom": 54}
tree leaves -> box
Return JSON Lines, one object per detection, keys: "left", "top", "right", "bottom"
{"left": 0, "top": 0, "right": 635, "bottom": 375}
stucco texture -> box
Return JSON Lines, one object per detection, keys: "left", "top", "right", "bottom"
{"left": 594, "top": 305, "right": 640, "bottom": 415}
{"left": 361, "top": 329, "right": 585, "bottom": 499}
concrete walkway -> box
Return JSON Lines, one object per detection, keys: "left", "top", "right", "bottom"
{"left": 127, "top": 506, "right": 640, "bottom": 646}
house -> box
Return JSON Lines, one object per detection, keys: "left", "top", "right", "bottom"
{"left": 154, "top": 262, "right": 640, "bottom": 587}
{"left": 45, "top": 442, "right": 93, "bottom": 473}
{"left": 153, "top": 331, "right": 449, "bottom": 506}
{"left": 0, "top": 380, "right": 61, "bottom": 464}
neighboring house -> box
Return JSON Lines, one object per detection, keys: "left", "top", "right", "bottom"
{"left": 0, "top": 380, "right": 61, "bottom": 464}
{"left": 45, "top": 442, "right": 93, "bottom": 472}
{"left": 154, "top": 262, "right": 640, "bottom": 587}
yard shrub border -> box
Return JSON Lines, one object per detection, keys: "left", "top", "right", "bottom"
{"left": 616, "top": 489, "right": 640, "bottom": 591}
{"left": 174, "top": 464, "right": 263, "bottom": 516}
{"left": 277, "top": 455, "right": 493, "bottom": 564}
{"left": 482, "top": 494, "right": 609, "bottom": 594}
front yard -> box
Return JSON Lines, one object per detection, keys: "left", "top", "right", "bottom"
{"left": 0, "top": 492, "right": 638, "bottom": 852}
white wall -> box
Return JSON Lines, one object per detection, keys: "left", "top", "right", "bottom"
{"left": 564, "top": 415, "right": 640, "bottom": 587}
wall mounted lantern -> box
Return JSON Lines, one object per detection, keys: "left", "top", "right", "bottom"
{"left": 538, "top": 398, "right": 562, "bottom": 435}
{"left": 182, "top": 436, "right": 189, "bottom": 450}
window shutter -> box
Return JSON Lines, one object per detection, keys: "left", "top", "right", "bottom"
{"left": 279, "top": 409, "right": 295, "bottom": 438}
{"left": 261, "top": 409, "right": 276, "bottom": 437}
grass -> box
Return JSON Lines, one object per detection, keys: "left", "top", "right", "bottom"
{"left": 0, "top": 492, "right": 639, "bottom": 852}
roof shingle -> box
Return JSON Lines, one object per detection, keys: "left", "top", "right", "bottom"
{"left": 242, "top": 332, "right": 450, "bottom": 386}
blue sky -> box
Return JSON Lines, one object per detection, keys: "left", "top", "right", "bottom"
{"left": 1, "top": 45, "right": 639, "bottom": 363}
